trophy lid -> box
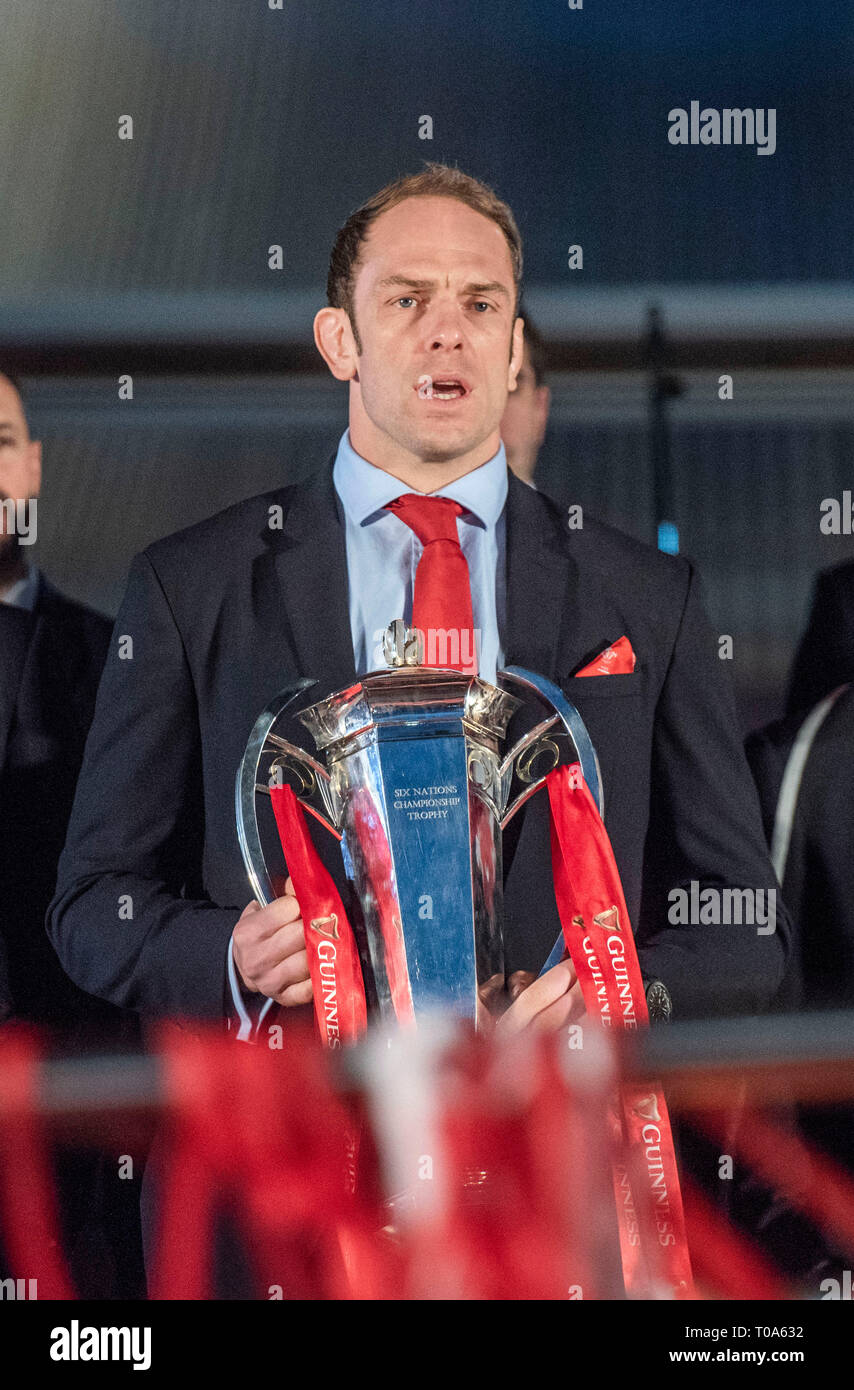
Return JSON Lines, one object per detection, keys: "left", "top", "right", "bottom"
{"left": 298, "top": 620, "right": 520, "bottom": 752}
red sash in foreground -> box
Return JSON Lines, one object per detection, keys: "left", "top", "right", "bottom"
{"left": 0, "top": 1033, "right": 74, "bottom": 1298}
{"left": 546, "top": 762, "right": 695, "bottom": 1299}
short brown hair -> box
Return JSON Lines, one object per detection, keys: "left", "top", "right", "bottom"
{"left": 327, "top": 163, "right": 523, "bottom": 351}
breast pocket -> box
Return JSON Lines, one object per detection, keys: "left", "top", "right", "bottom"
{"left": 558, "top": 671, "right": 650, "bottom": 827}
{"left": 564, "top": 671, "right": 645, "bottom": 699}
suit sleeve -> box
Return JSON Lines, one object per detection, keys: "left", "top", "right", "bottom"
{"left": 47, "top": 552, "right": 239, "bottom": 1019}
{"left": 635, "top": 562, "right": 792, "bottom": 1017}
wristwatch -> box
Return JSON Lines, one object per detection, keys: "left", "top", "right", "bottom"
{"left": 644, "top": 978, "right": 673, "bottom": 1023}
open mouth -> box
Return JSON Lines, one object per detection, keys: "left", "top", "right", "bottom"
{"left": 417, "top": 376, "right": 470, "bottom": 401}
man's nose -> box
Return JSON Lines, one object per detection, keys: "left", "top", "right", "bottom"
{"left": 421, "top": 299, "right": 465, "bottom": 351}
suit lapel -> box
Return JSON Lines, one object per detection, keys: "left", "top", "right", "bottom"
{"left": 26, "top": 576, "right": 95, "bottom": 736}
{"left": 266, "top": 462, "right": 357, "bottom": 691}
{"left": 504, "top": 472, "right": 582, "bottom": 680}
{"left": 0, "top": 604, "right": 36, "bottom": 775}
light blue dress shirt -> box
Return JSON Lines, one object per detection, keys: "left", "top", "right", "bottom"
{"left": 332, "top": 429, "right": 508, "bottom": 682}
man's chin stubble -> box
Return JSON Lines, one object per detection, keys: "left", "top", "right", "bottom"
{"left": 416, "top": 443, "right": 465, "bottom": 464}
{"left": 407, "top": 426, "right": 489, "bottom": 466}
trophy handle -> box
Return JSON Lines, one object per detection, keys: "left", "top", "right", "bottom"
{"left": 263, "top": 733, "right": 339, "bottom": 822}
{"left": 235, "top": 678, "right": 340, "bottom": 907}
{"left": 497, "top": 666, "right": 604, "bottom": 827}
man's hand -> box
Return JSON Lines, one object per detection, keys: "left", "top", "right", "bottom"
{"left": 232, "top": 876, "right": 313, "bottom": 1007}
{"left": 496, "top": 957, "right": 585, "bottom": 1036}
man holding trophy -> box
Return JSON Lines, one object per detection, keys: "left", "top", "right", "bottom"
{"left": 48, "top": 163, "right": 787, "bottom": 1106}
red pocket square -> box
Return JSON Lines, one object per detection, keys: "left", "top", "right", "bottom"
{"left": 575, "top": 635, "right": 636, "bottom": 677}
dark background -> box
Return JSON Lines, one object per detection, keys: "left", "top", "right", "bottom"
{"left": 3, "top": 0, "right": 854, "bottom": 726}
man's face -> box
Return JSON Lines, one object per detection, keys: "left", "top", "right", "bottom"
{"left": 500, "top": 338, "right": 551, "bottom": 485}
{"left": 0, "top": 375, "right": 40, "bottom": 554}
{"left": 346, "top": 195, "right": 522, "bottom": 468}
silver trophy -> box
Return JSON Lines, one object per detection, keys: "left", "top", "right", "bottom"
{"left": 236, "top": 621, "right": 602, "bottom": 1029}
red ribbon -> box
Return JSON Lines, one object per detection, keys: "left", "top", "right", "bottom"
{"left": 696, "top": 1104, "right": 854, "bottom": 1268}
{"left": 679, "top": 1172, "right": 787, "bottom": 1300}
{"left": 151, "top": 1026, "right": 383, "bottom": 1299}
{"left": 350, "top": 788, "right": 416, "bottom": 1028}
{"left": 431, "top": 1034, "right": 612, "bottom": 1299}
{"left": 0, "top": 1031, "right": 75, "bottom": 1299}
{"left": 546, "top": 762, "right": 695, "bottom": 1298}
{"left": 269, "top": 785, "right": 367, "bottom": 1048}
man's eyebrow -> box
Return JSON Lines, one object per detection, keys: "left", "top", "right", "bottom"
{"left": 0, "top": 420, "right": 19, "bottom": 431}
{"left": 375, "top": 275, "right": 511, "bottom": 298}
{"left": 463, "top": 281, "right": 510, "bottom": 298}
{"left": 376, "top": 275, "right": 437, "bottom": 291}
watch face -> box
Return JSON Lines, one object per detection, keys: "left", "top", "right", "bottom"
{"left": 646, "top": 980, "right": 672, "bottom": 1022}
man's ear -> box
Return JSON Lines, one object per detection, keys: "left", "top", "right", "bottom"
{"left": 26, "top": 439, "right": 42, "bottom": 498}
{"left": 313, "top": 307, "right": 359, "bottom": 381}
{"left": 507, "top": 317, "right": 525, "bottom": 392}
{"left": 533, "top": 385, "right": 551, "bottom": 448}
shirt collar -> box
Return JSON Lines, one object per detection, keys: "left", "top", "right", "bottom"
{"left": 332, "top": 429, "right": 508, "bottom": 530}
{"left": 0, "top": 562, "right": 40, "bottom": 612}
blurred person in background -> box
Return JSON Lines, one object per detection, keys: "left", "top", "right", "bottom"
{"left": 786, "top": 560, "right": 854, "bottom": 717}
{"left": 0, "top": 369, "right": 144, "bottom": 1297}
{"left": 499, "top": 308, "right": 550, "bottom": 489}
{"left": 747, "top": 681, "right": 854, "bottom": 1167}
{"left": 740, "top": 672, "right": 854, "bottom": 1286}
{"left": 0, "top": 369, "right": 112, "bottom": 1029}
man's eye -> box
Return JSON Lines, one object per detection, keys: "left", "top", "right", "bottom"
{"left": 472, "top": 301, "right": 492, "bottom": 313}
{"left": 396, "top": 297, "right": 417, "bottom": 309}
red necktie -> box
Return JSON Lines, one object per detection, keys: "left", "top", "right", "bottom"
{"left": 384, "top": 493, "right": 477, "bottom": 674}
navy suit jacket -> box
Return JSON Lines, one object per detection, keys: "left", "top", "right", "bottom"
{"left": 48, "top": 465, "right": 790, "bottom": 1021}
